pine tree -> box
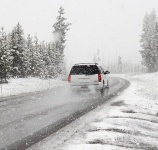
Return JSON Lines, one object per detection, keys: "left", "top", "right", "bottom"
{"left": 0, "top": 27, "right": 11, "bottom": 82}
{"left": 47, "top": 42, "right": 57, "bottom": 77}
{"left": 152, "top": 21, "right": 158, "bottom": 71}
{"left": 9, "top": 23, "right": 27, "bottom": 77}
{"left": 38, "top": 41, "right": 49, "bottom": 78}
{"left": 25, "top": 34, "right": 34, "bottom": 76}
{"left": 140, "top": 10, "right": 157, "bottom": 72}
{"left": 53, "top": 6, "right": 71, "bottom": 75}
{"left": 42, "top": 41, "right": 51, "bottom": 78}
{"left": 33, "top": 35, "right": 44, "bottom": 77}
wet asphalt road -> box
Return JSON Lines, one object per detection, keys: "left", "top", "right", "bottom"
{"left": 0, "top": 77, "right": 129, "bottom": 150}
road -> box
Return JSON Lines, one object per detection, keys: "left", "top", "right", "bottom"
{"left": 0, "top": 77, "right": 129, "bottom": 150}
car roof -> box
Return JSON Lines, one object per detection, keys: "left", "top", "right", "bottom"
{"left": 74, "top": 63, "right": 98, "bottom": 66}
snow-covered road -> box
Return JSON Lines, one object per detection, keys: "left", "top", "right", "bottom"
{"left": 28, "top": 73, "right": 158, "bottom": 150}
{"left": 0, "top": 77, "right": 128, "bottom": 150}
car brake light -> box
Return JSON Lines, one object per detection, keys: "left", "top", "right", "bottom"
{"left": 98, "top": 74, "right": 102, "bottom": 82}
{"left": 68, "top": 74, "right": 71, "bottom": 82}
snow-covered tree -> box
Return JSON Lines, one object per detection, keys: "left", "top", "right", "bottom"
{"left": 9, "top": 23, "right": 27, "bottom": 77}
{"left": 0, "top": 14, "right": 71, "bottom": 80}
{"left": 0, "top": 27, "right": 11, "bottom": 82}
{"left": 25, "top": 34, "right": 32, "bottom": 75}
{"left": 33, "top": 36, "right": 45, "bottom": 77}
{"left": 53, "top": 6, "right": 71, "bottom": 75}
{"left": 47, "top": 42, "right": 57, "bottom": 77}
{"left": 25, "top": 34, "right": 35, "bottom": 76}
{"left": 25, "top": 34, "right": 45, "bottom": 77}
{"left": 140, "top": 10, "right": 158, "bottom": 72}
{"left": 38, "top": 41, "right": 50, "bottom": 78}
{"left": 152, "top": 21, "right": 158, "bottom": 71}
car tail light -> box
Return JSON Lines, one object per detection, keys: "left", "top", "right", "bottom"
{"left": 68, "top": 74, "right": 71, "bottom": 82}
{"left": 98, "top": 74, "right": 102, "bottom": 82}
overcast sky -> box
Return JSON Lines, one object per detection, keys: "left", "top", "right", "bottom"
{"left": 0, "top": 0, "right": 158, "bottom": 67}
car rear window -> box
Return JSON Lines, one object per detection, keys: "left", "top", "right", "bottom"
{"left": 70, "top": 65, "right": 100, "bottom": 75}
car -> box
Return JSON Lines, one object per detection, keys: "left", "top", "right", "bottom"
{"left": 68, "top": 63, "right": 110, "bottom": 90}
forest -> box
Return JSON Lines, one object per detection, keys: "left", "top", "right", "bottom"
{"left": 0, "top": 7, "right": 71, "bottom": 83}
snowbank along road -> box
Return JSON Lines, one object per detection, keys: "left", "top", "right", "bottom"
{"left": 0, "top": 77, "right": 129, "bottom": 150}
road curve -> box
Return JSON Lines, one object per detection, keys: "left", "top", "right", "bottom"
{"left": 0, "top": 77, "right": 129, "bottom": 150}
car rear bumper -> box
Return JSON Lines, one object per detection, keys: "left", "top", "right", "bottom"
{"left": 69, "top": 82, "right": 102, "bottom": 88}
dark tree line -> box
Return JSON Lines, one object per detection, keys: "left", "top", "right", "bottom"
{"left": 0, "top": 7, "right": 70, "bottom": 82}
{"left": 140, "top": 9, "right": 158, "bottom": 72}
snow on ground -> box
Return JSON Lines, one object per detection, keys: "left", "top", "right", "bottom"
{"left": 0, "top": 77, "right": 67, "bottom": 98}
{"left": 29, "top": 72, "right": 158, "bottom": 150}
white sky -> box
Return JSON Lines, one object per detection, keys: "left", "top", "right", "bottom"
{"left": 0, "top": 0, "right": 158, "bottom": 67}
